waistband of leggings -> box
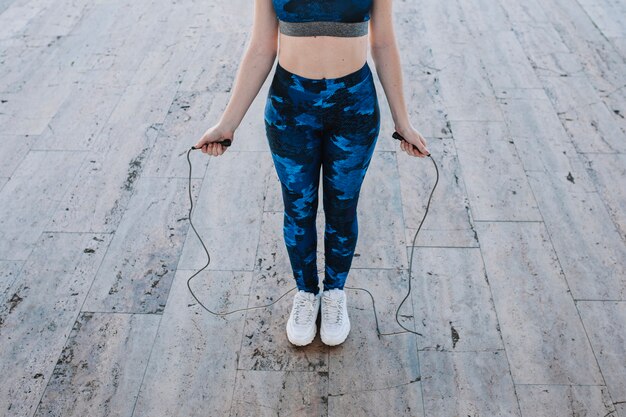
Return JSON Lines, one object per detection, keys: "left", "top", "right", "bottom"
{"left": 275, "top": 60, "right": 371, "bottom": 87}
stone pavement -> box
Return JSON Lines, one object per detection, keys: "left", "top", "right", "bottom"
{"left": 0, "top": 0, "right": 625, "bottom": 416}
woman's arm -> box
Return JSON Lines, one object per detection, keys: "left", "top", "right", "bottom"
{"left": 369, "top": 0, "right": 430, "bottom": 157}
{"left": 195, "top": 0, "right": 278, "bottom": 156}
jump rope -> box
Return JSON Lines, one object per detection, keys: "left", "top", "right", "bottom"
{"left": 186, "top": 131, "right": 438, "bottom": 338}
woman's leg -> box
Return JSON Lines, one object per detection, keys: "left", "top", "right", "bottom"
{"left": 321, "top": 65, "right": 381, "bottom": 291}
{"left": 264, "top": 70, "right": 325, "bottom": 295}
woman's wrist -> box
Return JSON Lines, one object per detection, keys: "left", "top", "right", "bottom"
{"left": 393, "top": 119, "right": 414, "bottom": 137}
{"left": 217, "top": 119, "right": 237, "bottom": 136}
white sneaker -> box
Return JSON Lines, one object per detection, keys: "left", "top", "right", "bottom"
{"left": 286, "top": 290, "right": 321, "bottom": 346}
{"left": 320, "top": 288, "right": 350, "bottom": 346}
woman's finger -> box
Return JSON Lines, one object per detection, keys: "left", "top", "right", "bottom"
{"left": 406, "top": 141, "right": 417, "bottom": 157}
{"left": 401, "top": 140, "right": 408, "bottom": 154}
{"left": 418, "top": 136, "right": 430, "bottom": 156}
{"left": 411, "top": 140, "right": 425, "bottom": 157}
{"left": 406, "top": 140, "right": 419, "bottom": 157}
{"left": 410, "top": 143, "right": 420, "bottom": 157}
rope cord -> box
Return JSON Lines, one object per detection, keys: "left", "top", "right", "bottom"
{"left": 185, "top": 132, "right": 438, "bottom": 339}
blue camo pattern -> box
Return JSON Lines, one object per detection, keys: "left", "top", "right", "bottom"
{"left": 264, "top": 61, "right": 380, "bottom": 295}
{"left": 272, "top": 0, "right": 373, "bottom": 23}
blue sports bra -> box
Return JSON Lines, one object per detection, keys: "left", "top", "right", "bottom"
{"left": 272, "top": 0, "right": 373, "bottom": 37}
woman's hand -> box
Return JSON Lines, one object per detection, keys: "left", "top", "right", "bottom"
{"left": 396, "top": 124, "right": 430, "bottom": 158}
{"left": 194, "top": 124, "right": 235, "bottom": 156}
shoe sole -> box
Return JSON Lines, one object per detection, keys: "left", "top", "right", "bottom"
{"left": 286, "top": 319, "right": 317, "bottom": 346}
{"left": 320, "top": 319, "right": 351, "bottom": 346}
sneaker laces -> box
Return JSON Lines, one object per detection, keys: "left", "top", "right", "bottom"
{"left": 293, "top": 293, "right": 316, "bottom": 325}
{"left": 322, "top": 292, "right": 344, "bottom": 325}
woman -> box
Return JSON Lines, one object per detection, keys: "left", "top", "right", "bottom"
{"left": 194, "top": 0, "right": 430, "bottom": 347}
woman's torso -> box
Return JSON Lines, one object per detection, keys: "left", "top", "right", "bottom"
{"left": 272, "top": 0, "right": 373, "bottom": 80}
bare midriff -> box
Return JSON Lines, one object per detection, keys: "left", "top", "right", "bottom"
{"left": 277, "top": 32, "right": 369, "bottom": 80}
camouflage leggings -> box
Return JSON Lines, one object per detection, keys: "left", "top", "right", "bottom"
{"left": 264, "top": 60, "right": 381, "bottom": 295}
